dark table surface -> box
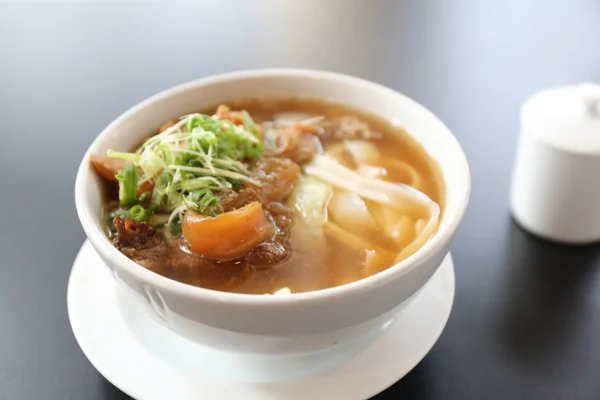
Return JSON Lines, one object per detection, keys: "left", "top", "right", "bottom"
{"left": 2, "top": 1, "right": 600, "bottom": 399}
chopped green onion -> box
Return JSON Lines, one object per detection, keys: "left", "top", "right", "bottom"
{"left": 128, "top": 205, "right": 148, "bottom": 222}
{"left": 109, "top": 207, "right": 127, "bottom": 219}
{"left": 107, "top": 204, "right": 148, "bottom": 222}
{"left": 242, "top": 110, "right": 263, "bottom": 157}
{"left": 116, "top": 165, "right": 138, "bottom": 207}
{"left": 183, "top": 189, "right": 222, "bottom": 216}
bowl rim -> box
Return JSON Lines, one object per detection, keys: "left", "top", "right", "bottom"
{"left": 75, "top": 68, "right": 470, "bottom": 305}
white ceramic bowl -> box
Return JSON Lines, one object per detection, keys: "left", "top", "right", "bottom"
{"left": 75, "top": 69, "right": 470, "bottom": 355}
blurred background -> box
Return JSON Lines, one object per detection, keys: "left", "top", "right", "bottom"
{"left": 1, "top": 1, "right": 600, "bottom": 399}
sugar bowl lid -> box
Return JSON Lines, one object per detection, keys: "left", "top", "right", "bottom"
{"left": 521, "top": 83, "right": 600, "bottom": 154}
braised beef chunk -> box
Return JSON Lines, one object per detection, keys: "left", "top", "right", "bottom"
{"left": 220, "top": 157, "right": 300, "bottom": 212}
{"left": 120, "top": 242, "right": 167, "bottom": 272}
{"left": 251, "top": 157, "right": 300, "bottom": 203}
{"left": 113, "top": 217, "right": 161, "bottom": 248}
{"left": 219, "top": 184, "right": 260, "bottom": 212}
{"left": 246, "top": 242, "right": 290, "bottom": 267}
{"left": 167, "top": 238, "right": 206, "bottom": 270}
{"left": 243, "top": 202, "right": 294, "bottom": 267}
{"left": 113, "top": 217, "right": 167, "bottom": 271}
{"left": 166, "top": 238, "right": 255, "bottom": 290}
{"left": 287, "top": 134, "right": 321, "bottom": 165}
{"left": 267, "top": 202, "right": 294, "bottom": 242}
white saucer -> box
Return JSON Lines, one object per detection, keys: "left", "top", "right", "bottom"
{"left": 67, "top": 241, "right": 455, "bottom": 400}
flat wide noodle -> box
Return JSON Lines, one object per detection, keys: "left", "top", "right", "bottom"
{"left": 323, "top": 221, "right": 394, "bottom": 260}
{"left": 328, "top": 189, "right": 379, "bottom": 235}
{"left": 305, "top": 154, "right": 440, "bottom": 262}
{"left": 380, "top": 157, "right": 423, "bottom": 190}
{"left": 344, "top": 140, "right": 381, "bottom": 165}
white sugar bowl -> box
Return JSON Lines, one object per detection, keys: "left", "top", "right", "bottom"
{"left": 511, "top": 83, "right": 600, "bottom": 243}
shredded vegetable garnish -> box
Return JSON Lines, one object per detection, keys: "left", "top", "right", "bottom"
{"left": 105, "top": 112, "right": 263, "bottom": 225}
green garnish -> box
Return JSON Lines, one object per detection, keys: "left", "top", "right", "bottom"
{"left": 108, "top": 205, "right": 149, "bottom": 222}
{"left": 116, "top": 165, "right": 137, "bottom": 207}
{"left": 106, "top": 111, "right": 263, "bottom": 225}
{"left": 128, "top": 205, "right": 148, "bottom": 222}
{"left": 242, "top": 110, "right": 264, "bottom": 156}
{"left": 106, "top": 150, "right": 141, "bottom": 163}
{"left": 169, "top": 221, "right": 182, "bottom": 234}
{"left": 138, "top": 191, "right": 152, "bottom": 208}
{"left": 183, "top": 188, "right": 221, "bottom": 217}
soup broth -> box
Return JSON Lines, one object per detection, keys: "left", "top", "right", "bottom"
{"left": 93, "top": 98, "right": 444, "bottom": 294}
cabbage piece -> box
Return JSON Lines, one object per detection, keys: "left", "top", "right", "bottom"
{"left": 286, "top": 176, "right": 332, "bottom": 255}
